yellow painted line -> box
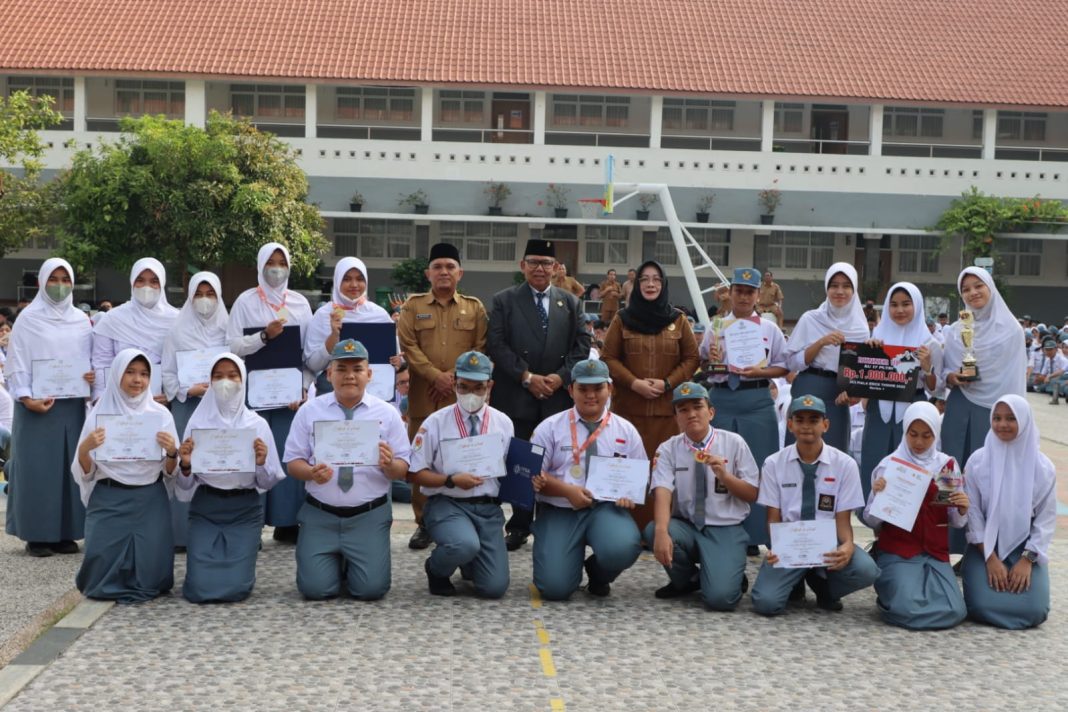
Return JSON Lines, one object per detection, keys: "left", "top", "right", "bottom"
{"left": 550, "top": 698, "right": 566, "bottom": 711}
{"left": 534, "top": 621, "right": 550, "bottom": 645}
{"left": 539, "top": 648, "right": 557, "bottom": 677}
{"left": 528, "top": 583, "right": 542, "bottom": 609}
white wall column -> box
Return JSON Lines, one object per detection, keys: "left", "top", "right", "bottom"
{"left": 304, "top": 84, "right": 317, "bottom": 139}
{"left": 420, "top": 87, "right": 434, "bottom": 142}
{"left": 868, "top": 104, "right": 883, "bottom": 156}
{"left": 760, "top": 99, "right": 775, "bottom": 152}
{"left": 982, "top": 108, "right": 998, "bottom": 160}
{"left": 73, "top": 76, "right": 87, "bottom": 132}
{"left": 533, "top": 90, "right": 546, "bottom": 145}
{"left": 184, "top": 79, "right": 206, "bottom": 128}
{"left": 649, "top": 95, "right": 663, "bottom": 149}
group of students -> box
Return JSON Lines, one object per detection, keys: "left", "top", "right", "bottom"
{"left": 0, "top": 247, "right": 1056, "bottom": 631}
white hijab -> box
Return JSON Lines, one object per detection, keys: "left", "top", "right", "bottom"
{"left": 943, "top": 268, "right": 1026, "bottom": 408}
{"left": 3, "top": 258, "right": 92, "bottom": 395}
{"left": 979, "top": 395, "right": 1052, "bottom": 561}
{"left": 888, "top": 401, "right": 951, "bottom": 475}
{"left": 93, "top": 258, "right": 180, "bottom": 362}
{"left": 74, "top": 349, "right": 178, "bottom": 505}
{"left": 161, "top": 272, "right": 229, "bottom": 400}
{"left": 306, "top": 258, "right": 392, "bottom": 351}
{"left": 871, "top": 282, "right": 933, "bottom": 423}
{"left": 226, "top": 242, "right": 313, "bottom": 335}
{"left": 784, "top": 262, "right": 870, "bottom": 371}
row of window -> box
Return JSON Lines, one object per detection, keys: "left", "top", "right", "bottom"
{"left": 883, "top": 107, "right": 1048, "bottom": 142}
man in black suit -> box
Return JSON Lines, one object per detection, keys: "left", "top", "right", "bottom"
{"left": 487, "top": 239, "right": 591, "bottom": 550}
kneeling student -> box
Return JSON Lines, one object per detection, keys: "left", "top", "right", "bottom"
{"left": 530, "top": 359, "right": 645, "bottom": 600}
{"left": 645, "top": 382, "right": 759, "bottom": 610}
{"left": 283, "top": 339, "right": 411, "bottom": 601}
{"left": 408, "top": 351, "right": 511, "bottom": 598}
{"left": 751, "top": 395, "right": 879, "bottom": 615}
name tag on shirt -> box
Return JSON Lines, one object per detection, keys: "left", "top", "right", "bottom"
{"left": 782, "top": 482, "right": 798, "bottom": 488}
{"left": 818, "top": 494, "right": 836, "bottom": 512}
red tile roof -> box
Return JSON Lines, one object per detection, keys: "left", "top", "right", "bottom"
{"left": 2, "top": 0, "right": 1067, "bottom": 108}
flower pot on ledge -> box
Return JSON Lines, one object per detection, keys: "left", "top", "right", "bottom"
{"left": 349, "top": 202, "right": 363, "bottom": 212}
{"left": 488, "top": 206, "right": 503, "bottom": 216}
{"left": 636, "top": 210, "right": 650, "bottom": 221}
{"left": 414, "top": 204, "right": 429, "bottom": 214}
{"left": 760, "top": 214, "right": 775, "bottom": 225}
{"left": 696, "top": 211, "right": 710, "bottom": 223}
{"left": 554, "top": 208, "right": 569, "bottom": 218}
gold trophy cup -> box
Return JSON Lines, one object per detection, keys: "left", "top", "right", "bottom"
{"left": 957, "top": 309, "right": 980, "bottom": 381}
{"left": 708, "top": 316, "right": 729, "bottom": 375}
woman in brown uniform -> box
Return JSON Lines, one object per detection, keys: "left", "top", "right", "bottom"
{"left": 601, "top": 260, "right": 700, "bottom": 531}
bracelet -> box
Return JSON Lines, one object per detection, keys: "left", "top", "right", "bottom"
{"left": 166, "top": 451, "right": 178, "bottom": 459}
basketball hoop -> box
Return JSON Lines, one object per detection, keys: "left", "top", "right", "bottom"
{"left": 578, "top": 198, "right": 606, "bottom": 219}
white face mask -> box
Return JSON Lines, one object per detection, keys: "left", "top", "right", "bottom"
{"left": 193, "top": 296, "right": 217, "bottom": 317}
{"left": 133, "top": 286, "right": 161, "bottom": 308}
{"left": 263, "top": 267, "right": 289, "bottom": 288}
{"left": 211, "top": 378, "right": 243, "bottom": 410}
{"left": 456, "top": 392, "right": 485, "bottom": 414}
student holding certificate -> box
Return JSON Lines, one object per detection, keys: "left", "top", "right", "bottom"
{"left": 698, "top": 267, "right": 788, "bottom": 553}
{"left": 72, "top": 350, "right": 180, "bottom": 603}
{"left": 227, "top": 242, "right": 314, "bottom": 544}
{"left": 862, "top": 402, "right": 968, "bottom": 630}
{"left": 4, "top": 258, "right": 93, "bottom": 557}
{"left": 175, "top": 353, "right": 285, "bottom": 603}
{"left": 91, "top": 258, "right": 179, "bottom": 403}
{"left": 161, "top": 272, "right": 230, "bottom": 551}
{"left": 646, "top": 382, "right": 759, "bottom": 610}
{"left": 282, "top": 339, "right": 411, "bottom": 600}
{"left": 529, "top": 359, "right": 646, "bottom": 600}
{"left": 751, "top": 395, "right": 879, "bottom": 615}
{"left": 407, "top": 351, "right": 512, "bottom": 598}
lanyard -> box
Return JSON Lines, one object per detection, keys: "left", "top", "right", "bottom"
{"left": 568, "top": 408, "right": 610, "bottom": 468}
{"left": 453, "top": 405, "right": 490, "bottom": 437}
{"left": 256, "top": 286, "right": 288, "bottom": 314}
{"left": 684, "top": 429, "right": 716, "bottom": 463}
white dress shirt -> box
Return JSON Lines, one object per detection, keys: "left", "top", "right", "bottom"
{"left": 651, "top": 427, "right": 758, "bottom": 526}
{"left": 530, "top": 285, "right": 552, "bottom": 326}
{"left": 699, "top": 314, "right": 787, "bottom": 382}
{"left": 283, "top": 391, "right": 411, "bottom": 507}
{"left": 531, "top": 407, "right": 647, "bottom": 510}
{"left": 758, "top": 443, "right": 864, "bottom": 522}
{"left": 1031, "top": 351, "right": 1068, "bottom": 377}
{"left": 408, "top": 402, "right": 514, "bottom": 499}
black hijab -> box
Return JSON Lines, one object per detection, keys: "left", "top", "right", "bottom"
{"left": 618, "top": 261, "right": 680, "bottom": 335}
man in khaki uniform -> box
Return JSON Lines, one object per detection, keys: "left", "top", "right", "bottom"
{"left": 551, "top": 263, "right": 586, "bottom": 298}
{"left": 397, "top": 242, "right": 488, "bottom": 549}
{"left": 757, "top": 270, "right": 785, "bottom": 325}
{"left": 620, "top": 268, "right": 637, "bottom": 304}
{"left": 599, "top": 269, "right": 622, "bottom": 323}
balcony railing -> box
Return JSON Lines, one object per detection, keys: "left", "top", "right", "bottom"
{"left": 660, "top": 134, "right": 762, "bottom": 151}
{"left": 318, "top": 124, "right": 420, "bottom": 140}
{"left": 883, "top": 142, "right": 983, "bottom": 159}
{"left": 773, "top": 138, "right": 871, "bottom": 155}
{"left": 545, "top": 130, "right": 650, "bottom": 148}
{"left": 431, "top": 128, "right": 534, "bottom": 144}
{"left": 994, "top": 146, "right": 1068, "bottom": 162}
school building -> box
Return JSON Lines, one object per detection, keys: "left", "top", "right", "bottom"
{"left": 1, "top": 0, "right": 1067, "bottom": 320}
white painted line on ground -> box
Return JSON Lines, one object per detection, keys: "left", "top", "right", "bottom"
{"left": 53, "top": 599, "right": 113, "bottom": 629}
{"left": 0, "top": 664, "right": 45, "bottom": 707}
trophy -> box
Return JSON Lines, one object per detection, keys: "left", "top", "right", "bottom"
{"left": 957, "top": 309, "right": 980, "bottom": 381}
{"left": 933, "top": 463, "right": 962, "bottom": 506}
{"left": 707, "top": 316, "right": 729, "bottom": 375}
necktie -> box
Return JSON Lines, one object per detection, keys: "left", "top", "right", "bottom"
{"left": 727, "top": 372, "right": 741, "bottom": 390}
{"left": 799, "top": 461, "right": 819, "bottom": 520}
{"left": 535, "top": 292, "right": 549, "bottom": 332}
{"left": 338, "top": 405, "right": 356, "bottom": 492}
{"left": 468, "top": 413, "right": 480, "bottom": 437}
{"left": 693, "top": 443, "right": 708, "bottom": 528}
{"left": 583, "top": 420, "right": 599, "bottom": 475}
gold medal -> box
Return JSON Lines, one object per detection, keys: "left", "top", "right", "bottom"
{"left": 694, "top": 451, "right": 708, "bottom": 464}
{"left": 570, "top": 465, "right": 584, "bottom": 478}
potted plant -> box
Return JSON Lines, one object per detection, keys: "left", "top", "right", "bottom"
{"left": 398, "top": 189, "right": 430, "bottom": 214}
{"left": 696, "top": 193, "right": 715, "bottom": 223}
{"left": 636, "top": 193, "right": 659, "bottom": 220}
{"left": 546, "top": 183, "right": 571, "bottom": 218}
{"left": 758, "top": 186, "right": 782, "bottom": 224}
{"left": 349, "top": 191, "right": 364, "bottom": 213}
{"left": 484, "top": 181, "right": 511, "bottom": 216}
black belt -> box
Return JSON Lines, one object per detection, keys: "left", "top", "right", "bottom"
{"left": 98, "top": 477, "right": 159, "bottom": 490}
{"left": 805, "top": 368, "right": 839, "bottom": 379}
{"left": 305, "top": 493, "right": 388, "bottom": 518}
{"left": 710, "top": 379, "right": 770, "bottom": 391}
{"left": 200, "top": 485, "right": 257, "bottom": 498}
{"left": 435, "top": 494, "right": 501, "bottom": 506}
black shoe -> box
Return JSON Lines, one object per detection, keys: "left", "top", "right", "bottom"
{"left": 272, "top": 525, "right": 299, "bottom": 544}
{"left": 788, "top": 578, "right": 806, "bottom": 602}
{"left": 584, "top": 556, "right": 611, "bottom": 597}
{"left": 51, "top": 540, "right": 80, "bottom": 555}
{"left": 746, "top": 545, "right": 761, "bottom": 557}
{"left": 741, "top": 573, "right": 749, "bottom": 594}
{"left": 655, "top": 580, "right": 700, "bottom": 599}
{"left": 425, "top": 559, "right": 456, "bottom": 596}
{"left": 806, "top": 571, "right": 843, "bottom": 612}
{"left": 26, "top": 542, "right": 53, "bottom": 558}
{"left": 505, "top": 531, "right": 528, "bottom": 552}
{"left": 952, "top": 559, "right": 963, "bottom": 577}
{"left": 408, "top": 525, "right": 431, "bottom": 550}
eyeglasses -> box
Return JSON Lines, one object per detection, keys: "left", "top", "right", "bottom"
{"left": 524, "top": 259, "right": 556, "bottom": 270}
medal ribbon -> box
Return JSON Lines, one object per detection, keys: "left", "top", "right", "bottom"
{"left": 453, "top": 405, "right": 490, "bottom": 437}
{"left": 684, "top": 429, "right": 716, "bottom": 462}
{"left": 568, "top": 409, "right": 611, "bottom": 469}
{"left": 256, "top": 286, "right": 288, "bottom": 314}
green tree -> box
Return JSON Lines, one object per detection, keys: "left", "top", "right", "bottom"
{"left": 58, "top": 112, "right": 327, "bottom": 281}
{"left": 390, "top": 257, "right": 430, "bottom": 293}
{"left": 0, "top": 91, "right": 64, "bottom": 257}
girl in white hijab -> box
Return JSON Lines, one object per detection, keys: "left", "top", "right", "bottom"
{"left": 863, "top": 402, "right": 969, "bottom": 630}
{"left": 72, "top": 349, "right": 179, "bottom": 603}
{"left": 859, "top": 282, "right": 943, "bottom": 500}
{"left": 962, "top": 395, "right": 1055, "bottom": 629}
{"left": 175, "top": 353, "right": 284, "bottom": 603}
{"left": 783, "top": 262, "right": 870, "bottom": 451}
{"left": 91, "top": 258, "right": 180, "bottom": 403}
{"left": 161, "top": 271, "right": 230, "bottom": 550}
{"left": 225, "top": 242, "right": 313, "bottom": 543}
{"left": 304, "top": 257, "right": 392, "bottom": 393}
{"left": 4, "top": 258, "right": 93, "bottom": 556}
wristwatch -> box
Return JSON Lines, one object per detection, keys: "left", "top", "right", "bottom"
{"left": 260, "top": 330, "right": 269, "bottom": 344}
{"left": 444, "top": 475, "right": 456, "bottom": 489}
{"left": 1021, "top": 549, "right": 1039, "bottom": 564}
{"left": 521, "top": 372, "right": 533, "bottom": 389}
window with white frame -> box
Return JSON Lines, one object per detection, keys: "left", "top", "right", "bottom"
{"left": 7, "top": 76, "right": 74, "bottom": 113}
{"left": 115, "top": 80, "right": 184, "bottom": 117}
{"left": 336, "top": 87, "right": 415, "bottom": 122}
{"left": 774, "top": 103, "right": 804, "bottom": 133}
{"left": 897, "top": 235, "right": 941, "bottom": 274}
{"left": 333, "top": 219, "right": 414, "bottom": 259}
{"left": 654, "top": 228, "right": 729, "bottom": 266}
{"left": 552, "top": 95, "right": 630, "bottom": 128}
{"left": 997, "top": 111, "right": 1047, "bottom": 142}
{"left": 662, "top": 99, "right": 734, "bottom": 132}
{"left": 883, "top": 107, "right": 944, "bottom": 138}
{"left": 584, "top": 225, "right": 630, "bottom": 265}
{"left": 753, "top": 232, "right": 835, "bottom": 270}
{"left": 438, "top": 222, "right": 518, "bottom": 262}
{"left": 230, "top": 84, "right": 305, "bottom": 120}
{"left": 439, "top": 90, "right": 485, "bottom": 124}
{"left": 996, "top": 238, "right": 1042, "bottom": 277}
